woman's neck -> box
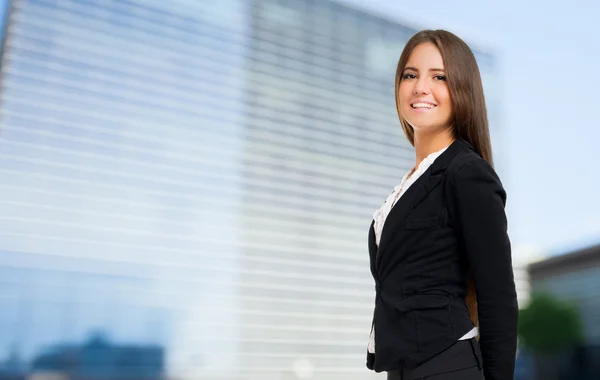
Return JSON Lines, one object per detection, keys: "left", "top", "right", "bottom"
{"left": 413, "top": 129, "right": 455, "bottom": 168}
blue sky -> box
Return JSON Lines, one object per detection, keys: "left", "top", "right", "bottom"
{"left": 339, "top": 0, "right": 600, "bottom": 262}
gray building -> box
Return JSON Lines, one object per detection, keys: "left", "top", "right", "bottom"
{"left": 528, "top": 243, "right": 600, "bottom": 345}
{"left": 0, "top": 0, "right": 500, "bottom": 379}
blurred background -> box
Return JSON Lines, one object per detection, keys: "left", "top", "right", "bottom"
{"left": 0, "top": 0, "right": 598, "bottom": 379}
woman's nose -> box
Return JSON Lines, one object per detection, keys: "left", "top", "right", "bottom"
{"left": 413, "top": 78, "right": 431, "bottom": 95}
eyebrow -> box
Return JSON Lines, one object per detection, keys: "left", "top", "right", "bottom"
{"left": 403, "top": 66, "right": 445, "bottom": 72}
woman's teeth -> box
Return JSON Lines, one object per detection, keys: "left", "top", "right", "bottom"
{"left": 411, "top": 103, "right": 435, "bottom": 109}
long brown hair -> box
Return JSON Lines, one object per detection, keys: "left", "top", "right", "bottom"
{"left": 395, "top": 29, "right": 494, "bottom": 327}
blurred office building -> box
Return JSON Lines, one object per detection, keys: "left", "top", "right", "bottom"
{"left": 0, "top": 346, "right": 26, "bottom": 380}
{"left": 524, "top": 243, "right": 600, "bottom": 379}
{"left": 528, "top": 243, "right": 600, "bottom": 346}
{"left": 27, "top": 332, "right": 164, "bottom": 380}
{"left": 0, "top": 0, "right": 502, "bottom": 379}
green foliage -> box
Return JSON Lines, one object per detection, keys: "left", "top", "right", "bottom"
{"left": 518, "top": 292, "right": 584, "bottom": 354}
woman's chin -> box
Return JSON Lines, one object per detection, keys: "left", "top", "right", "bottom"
{"left": 410, "top": 125, "right": 441, "bottom": 135}
{"left": 407, "top": 120, "right": 452, "bottom": 134}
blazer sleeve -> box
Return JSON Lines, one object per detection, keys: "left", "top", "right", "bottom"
{"left": 447, "top": 158, "right": 519, "bottom": 380}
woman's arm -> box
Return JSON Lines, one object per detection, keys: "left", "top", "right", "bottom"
{"left": 448, "top": 157, "right": 519, "bottom": 380}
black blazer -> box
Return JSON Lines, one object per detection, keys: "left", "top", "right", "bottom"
{"left": 366, "top": 139, "right": 518, "bottom": 380}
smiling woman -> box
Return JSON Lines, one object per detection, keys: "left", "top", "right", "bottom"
{"left": 365, "top": 29, "right": 518, "bottom": 380}
{"left": 397, "top": 42, "right": 453, "bottom": 137}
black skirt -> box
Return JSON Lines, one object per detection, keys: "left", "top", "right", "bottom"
{"left": 386, "top": 338, "right": 484, "bottom": 380}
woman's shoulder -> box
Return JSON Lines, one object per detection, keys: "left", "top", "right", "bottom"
{"left": 446, "top": 148, "right": 504, "bottom": 188}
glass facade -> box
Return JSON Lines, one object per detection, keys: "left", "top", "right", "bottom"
{"left": 0, "top": 1, "right": 500, "bottom": 379}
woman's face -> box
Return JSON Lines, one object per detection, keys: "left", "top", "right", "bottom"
{"left": 398, "top": 42, "right": 453, "bottom": 135}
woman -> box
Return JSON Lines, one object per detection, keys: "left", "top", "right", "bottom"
{"left": 366, "top": 30, "right": 518, "bottom": 380}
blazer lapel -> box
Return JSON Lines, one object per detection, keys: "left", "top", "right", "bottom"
{"left": 376, "top": 171, "right": 442, "bottom": 267}
{"left": 375, "top": 139, "right": 471, "bottom": 269}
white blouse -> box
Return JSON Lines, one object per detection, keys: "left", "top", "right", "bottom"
{"left": 372, "top": 147, "right": 448, "bottom": 246}
{"left": 368, "top": 147, "right": 478, "bottom": 354}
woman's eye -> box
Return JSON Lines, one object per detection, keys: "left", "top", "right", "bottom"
{"left": 402, "top": 73, "right": 416, "bottom": 79}
{"left": 434, "top": 75, "right": 446, "bottom": 81}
